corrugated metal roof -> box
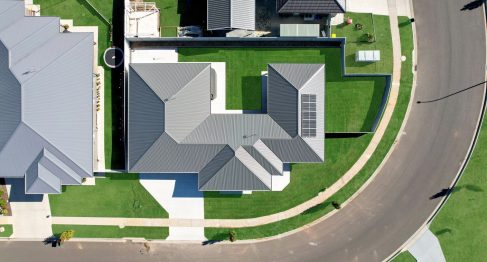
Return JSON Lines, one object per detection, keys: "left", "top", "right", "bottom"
{"left": 199, "top": 156, "right": 271, "bottom": 191}
{"left": 277, "top": 0, "right": 346, "bottom": 14}
{"left": 181, "top": 114, "right": 290, "bottom": 149}
{"left": 128, "top": 63, "right": 325, "bottom": 191}
{"left": 261, "top": 137, "right": 323, "bottom": 162}
{"left": 0, "top": 4, "right": 93, "bottom": 194}
{"left": 207, "top": 0, "right": 255, "bottom": 30}
{"left": 280, "top": 24, "right": 320, "bottom": 37}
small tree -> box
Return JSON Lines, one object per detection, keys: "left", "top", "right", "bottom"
{"left": 228, "top": 230, "right": 237, "bottom": 242}
{"left": 59, "top": 230, "right": 75, "bottom": 243}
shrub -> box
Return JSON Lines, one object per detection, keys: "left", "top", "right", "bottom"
{"left": 1, "top": 209, "right": 8, "bottom": 215}
{"left": 332, "top": 201, "right": 341, "bottom": 209}
{"left": 228, "top": 230, "right": 237, "bottom": 242}
{"left": 60, "top": 230, "right": 75, "bottom": 242}
{"left": 355, "top": 23, "right": 364, "bottom": 30}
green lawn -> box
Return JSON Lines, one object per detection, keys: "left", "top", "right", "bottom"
{"left": 205, "top": 134, "right": 372, "bottom": 219}
{"left": 34, "top": 0, "right": 116, "bottom": 169}
{"left": 49, "top": 174, "right": 168, "bottom": 218}
{"left": 332, "top": 13, "right": 393, "bottom": 74}
{"left": 0, "top": 225, "right": 12, "bottom": 237}
{"left": 430, "top": 105, "right": 487, "bottom": 258}
{"left": 156, "top": 0, "right": 181, "bottom": 37}
{"left": 52, "top": 225, "right": 168, "bottom": 240}
{"left": 179, "top": 48, "right": 387, "bottom": 132}
{"left": 391, "top": 251, "right": 416, "bottom": 262}
{"left": 205, "top": 17, "right": 414, "bottom": 238}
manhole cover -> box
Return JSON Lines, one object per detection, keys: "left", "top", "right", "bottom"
{"left": 104, "top": 47, "right": 124, "bottom": 68}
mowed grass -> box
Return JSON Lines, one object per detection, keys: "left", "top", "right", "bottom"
{"left": 33, "top": 0, "right": 115, "bottom": 169}
{"left": 205, "top": 17, "right": 414, "bottom": 238}
{"left": 391, "top": 251, "right": 416, "bottom": 262}
{"left": 430, "top": 105, "right": 487, "bottom": 256}
{"left": 52, "top": 225, "right": 168, "bottom": 240}
{"left": 205, "top": 134, "right": 372, "bottom": 219}
{"left": 179, "top": 48, "right": 387, "bottom": 132}
{"left": 0, "top": 225, "right": 12, "bottom": 237}
{"left": 49, "top": 174, "right": 168, "bottom": 218}
{"left": 156, "top": 0, "right": 181, "bottom": 36}
{"left": 333, "top": 13, "right": 393, "bottom": 74}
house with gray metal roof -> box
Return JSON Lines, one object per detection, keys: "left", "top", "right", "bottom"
{"left": 276, "top": 0, "right": 346, "bottom": 14}
{"left": 128, "top": 62, "right": 324, "bottom": 191}
{"left": 207, "top": 0, "right": 255, "bottom": 31}
{"left": 0, "top": 0, "right": 94, "bottom": 194}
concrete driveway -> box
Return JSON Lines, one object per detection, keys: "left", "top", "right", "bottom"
{"left": 139, "top": 174, "right": 205, "bottom": 240}
{"left": 6, "top": 178, "right": 52, "bottom": 239}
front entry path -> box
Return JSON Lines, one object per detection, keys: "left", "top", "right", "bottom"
{"left": 139, "top": 174, "right": 205, "bottom": 241}
{"left": 6, "top": 178, "right": 52, "bottom": 239}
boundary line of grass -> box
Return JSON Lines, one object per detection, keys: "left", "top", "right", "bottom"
{"left": 52, "top": 225, "right": 168, "bottom": 240}
{"left": 205, "top": 16, "right": 414, "bottom": 241}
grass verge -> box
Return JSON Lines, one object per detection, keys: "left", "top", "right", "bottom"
{"left": 0, "top": 225, "right": 12, "bottom": 237}
{"left": 430, "top": 98, "right": 487, "bottom": 259}
{"left": 49, "top": 174, "right": 168, "bottom": 218}
{"left": 52, "top": 225, "right": 168, "bottom": 240}
{"left": 205, "top": 16, "right": 413, "bottom": 239}
{"left": 391, "top": 251, "right": 416, "bottom": 262}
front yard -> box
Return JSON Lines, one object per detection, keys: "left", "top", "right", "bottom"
{"left": 49, "top": 174, "right": 168, "bottom": 218}
{"left": 205, "top": 17, "right": 413, "bottom": 235}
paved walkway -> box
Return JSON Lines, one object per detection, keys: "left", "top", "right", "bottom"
{"left": 6, "top": 179, "right": 52, "bottom": 239}
{"left": 139, "top": 174, "right": 205, "bottom": 240}
{"left": 408, "top": 228, "right": 446, "bottom": 262}
{"left": 347, "top": 0, "right": 412, "bottom": 16}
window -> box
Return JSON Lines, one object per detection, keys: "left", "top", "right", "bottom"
{"left": 301, "top": 94, "right": 317, "bottom": 137}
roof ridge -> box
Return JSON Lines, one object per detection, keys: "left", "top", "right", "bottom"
{"left": 166, "top": 63, "right": 211, "bottom": 101}
{"left": 299, "top": 64, "right": 324, "bottom": 91}
{"left": 198, "top": 145, "right": 235, "bottom": 189}
{"left": 15, "top": 33, "right": 93, "bottom": 85}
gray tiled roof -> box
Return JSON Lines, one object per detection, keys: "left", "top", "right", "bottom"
{"left": 276, "top": 0, "right": 346, "bottom": 14}
{"left": 128, "top": 63, "right": 325, "bottom": 191}
{"left": 0, "top": 1, "right": 93, "bottom": 194}
{"left": 207, "top": 0, "right": 255, "bottom": 30}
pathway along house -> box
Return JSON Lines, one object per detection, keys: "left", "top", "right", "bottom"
{"left": 0, "top": 1, "right": 94, "bottom": 194}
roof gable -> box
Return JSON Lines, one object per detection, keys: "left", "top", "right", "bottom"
{"left": 277, "top": 0, "right": 346, "bottom": 14}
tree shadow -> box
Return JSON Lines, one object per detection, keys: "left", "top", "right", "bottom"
{"left": 461, "top": 0, "right": 486, "bottom": 11}
{"left": 435, "top": 228, "right": 453, "bottom": 236}
{"left": 204, "top": 232, "right": 228, "bottom": 242}
{"left": 301, "top": 201, "right": 330, "bottom": 215}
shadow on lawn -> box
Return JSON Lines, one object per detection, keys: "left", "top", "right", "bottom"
{"left": 241, "top": 76, "right": 262, "bottom": 111}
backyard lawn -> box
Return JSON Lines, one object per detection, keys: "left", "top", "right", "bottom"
{"left": 179, "top": 48, "right": 387, "bottom": 132}
{"left": 332, "top": 13, "right": 393, "bottom": 74}
{"left": 52, "top": 225, "right": 168, "bottom": 240}
{"left": 205, "top": 17, "right": 413, "bottom": 236}
{"left": 49, "top": 174, "right": 168, "bottom": 218}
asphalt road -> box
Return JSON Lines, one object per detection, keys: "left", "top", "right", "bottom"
{"left": 1, "top": 0, "right": 485, "bottom": 261}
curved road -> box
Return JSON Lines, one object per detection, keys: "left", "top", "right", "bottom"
{"left": 2, "top": 0, "right": 486, "bottom": 261}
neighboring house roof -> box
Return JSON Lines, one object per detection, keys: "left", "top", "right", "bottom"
{"left": 128, "top": 62, "right": 325, "bottom": 191}
{"left": 0, "top": 0, "right": 93, "bottom": 194}
{"left": 276, "top": 0, "right": 346, "bottom": 14}
{"left": 207, "top": 0, "right": 255, "bottom": 31}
